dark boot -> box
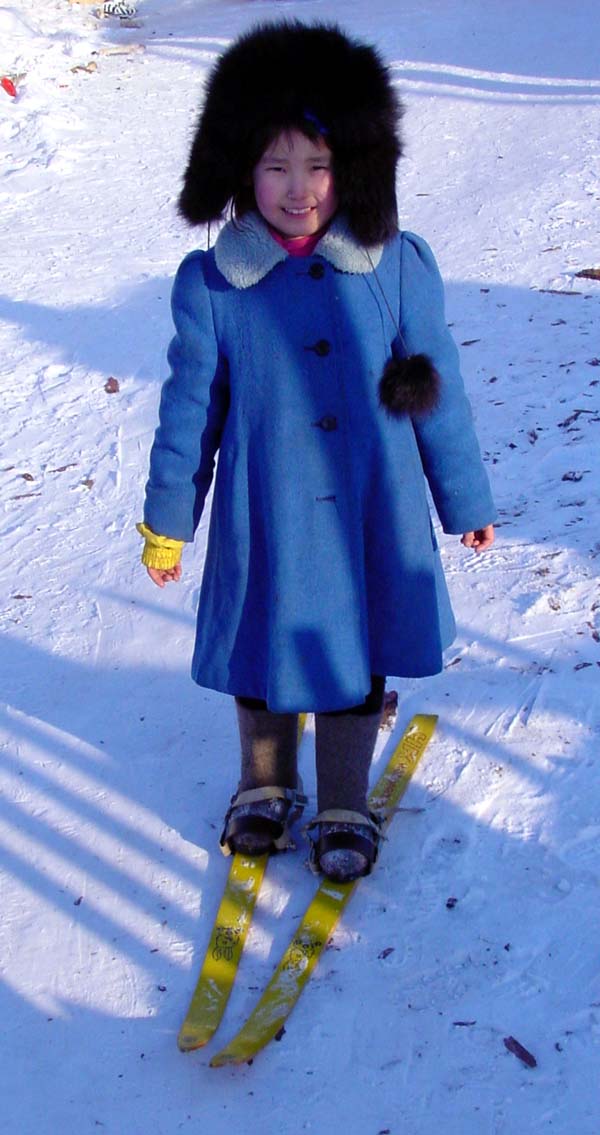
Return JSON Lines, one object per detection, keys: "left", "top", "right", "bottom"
{"left": 221, "top": 703, "right": 304, "bottom": 855}
{"left": 311, "top": 711, "right": 382, "bottom": 881}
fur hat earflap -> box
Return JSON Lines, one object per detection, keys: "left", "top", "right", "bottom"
{"left": 379, "top": 354, "right": 440, "bottom": 417}
{"left": 179, "top": 21, "right": 403, "bottom": 247}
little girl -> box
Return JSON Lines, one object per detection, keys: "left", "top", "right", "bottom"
{"left": 138, "top": 21, "right": 496, "bottom": 882}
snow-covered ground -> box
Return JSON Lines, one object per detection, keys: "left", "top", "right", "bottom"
{"left": 1, "top": 1, "right": 599, "bottom": 1130}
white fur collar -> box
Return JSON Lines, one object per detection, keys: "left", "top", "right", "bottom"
{"left": 214, "top": 212, "right": 383, "bottom": 289}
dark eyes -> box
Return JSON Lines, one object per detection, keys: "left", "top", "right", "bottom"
{"left": 264, "top": 164, "right": 330, "bottom": 172}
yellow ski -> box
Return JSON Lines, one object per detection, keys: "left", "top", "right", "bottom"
{"left": 177, "top": 850, "right": 269, "bottom": 1051}
{"left": 177, "top": 715, "right": 307, "bottom": 1051}
{"left": 210, "top": 713, "right": 437, "bottom": 1066}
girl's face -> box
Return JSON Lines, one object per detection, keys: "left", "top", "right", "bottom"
{"left": 252, "top": 130, "right": 338, "bottom": 239}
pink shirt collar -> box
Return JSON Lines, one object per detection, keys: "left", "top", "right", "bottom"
{"left": 268, "top": 227, "right": 323, "bottom": 257}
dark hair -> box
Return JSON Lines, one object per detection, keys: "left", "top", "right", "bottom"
{"left": 179, "top": 21, "right": 403, "bottom": 247}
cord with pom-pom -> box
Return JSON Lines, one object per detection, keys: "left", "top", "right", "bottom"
{"left": 378, "top": 354, "right": 440, "bottom": 416}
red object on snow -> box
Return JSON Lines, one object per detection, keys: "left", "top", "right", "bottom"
{"left": 1, "top": 77, "right": 17, "bottom": 97}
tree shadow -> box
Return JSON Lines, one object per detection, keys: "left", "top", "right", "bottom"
{"left": 2, "top": 267, "right": 598, "bottom": 577}
{"left": 3, "top": 2, "right": 599, "bottom": 1127}
{"left": 0, "top": 275, "right": 174, "bottom": 383}
{"left": 2, "top": 616, "right": 597, "bottom": 1129}
{"left": 113, "top": 0, "right": 600, "bottom": 107}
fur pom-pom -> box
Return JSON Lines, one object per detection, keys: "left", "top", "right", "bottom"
{"left": 378, "top": 354, "right": 440, "bottom": 417}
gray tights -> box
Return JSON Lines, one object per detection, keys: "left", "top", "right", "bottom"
{"left": 235, "top": 680, "right": 384, "bottom": 816}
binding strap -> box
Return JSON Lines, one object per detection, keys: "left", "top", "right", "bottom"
{"left": 305, "top": 809, "right": 384, "bottom": 876}
{"left": 220, "top": 784, "right": 308, "bottom": 857}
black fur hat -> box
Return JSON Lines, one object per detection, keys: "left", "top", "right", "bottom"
{"left": 178, "top": 21, "right": 403, "bottom": 246}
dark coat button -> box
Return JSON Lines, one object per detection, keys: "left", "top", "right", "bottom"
{"left": 309, "top": 262, "right": 325, "bottom": 280}
{"left": 304, "top": 339, "right": 332, "bottom": 357}
{"left": 312, "top": 415, "right": 338, "bottom": 431}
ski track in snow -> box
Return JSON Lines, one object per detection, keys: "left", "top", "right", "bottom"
{"left": 1, "top": 1, "right": 599, "bottom": 1132}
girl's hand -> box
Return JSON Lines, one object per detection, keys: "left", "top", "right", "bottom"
{"left": 147, "top": 564, "right": 182, "bottom": 588}
{"left": 461, "top": 525, "right": 495, "bottom": 552}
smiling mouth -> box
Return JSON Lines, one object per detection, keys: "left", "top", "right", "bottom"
{"left": 283, "top": 206, "right": 314, "bottom": 215}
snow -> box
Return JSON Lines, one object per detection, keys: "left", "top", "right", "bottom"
{"left": 1, "top": 0, "right": 599, "bottom": 1130}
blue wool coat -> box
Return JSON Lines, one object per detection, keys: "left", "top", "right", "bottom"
{"left": 144, "top": 213, "right": 496, "bottom": 712}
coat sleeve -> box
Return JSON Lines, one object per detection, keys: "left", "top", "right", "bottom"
{"left": 143, "top": 252, "right": 230, "bottom": 542}
{"left": 399, "top": 232, "right": 496, "bottom": 534}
